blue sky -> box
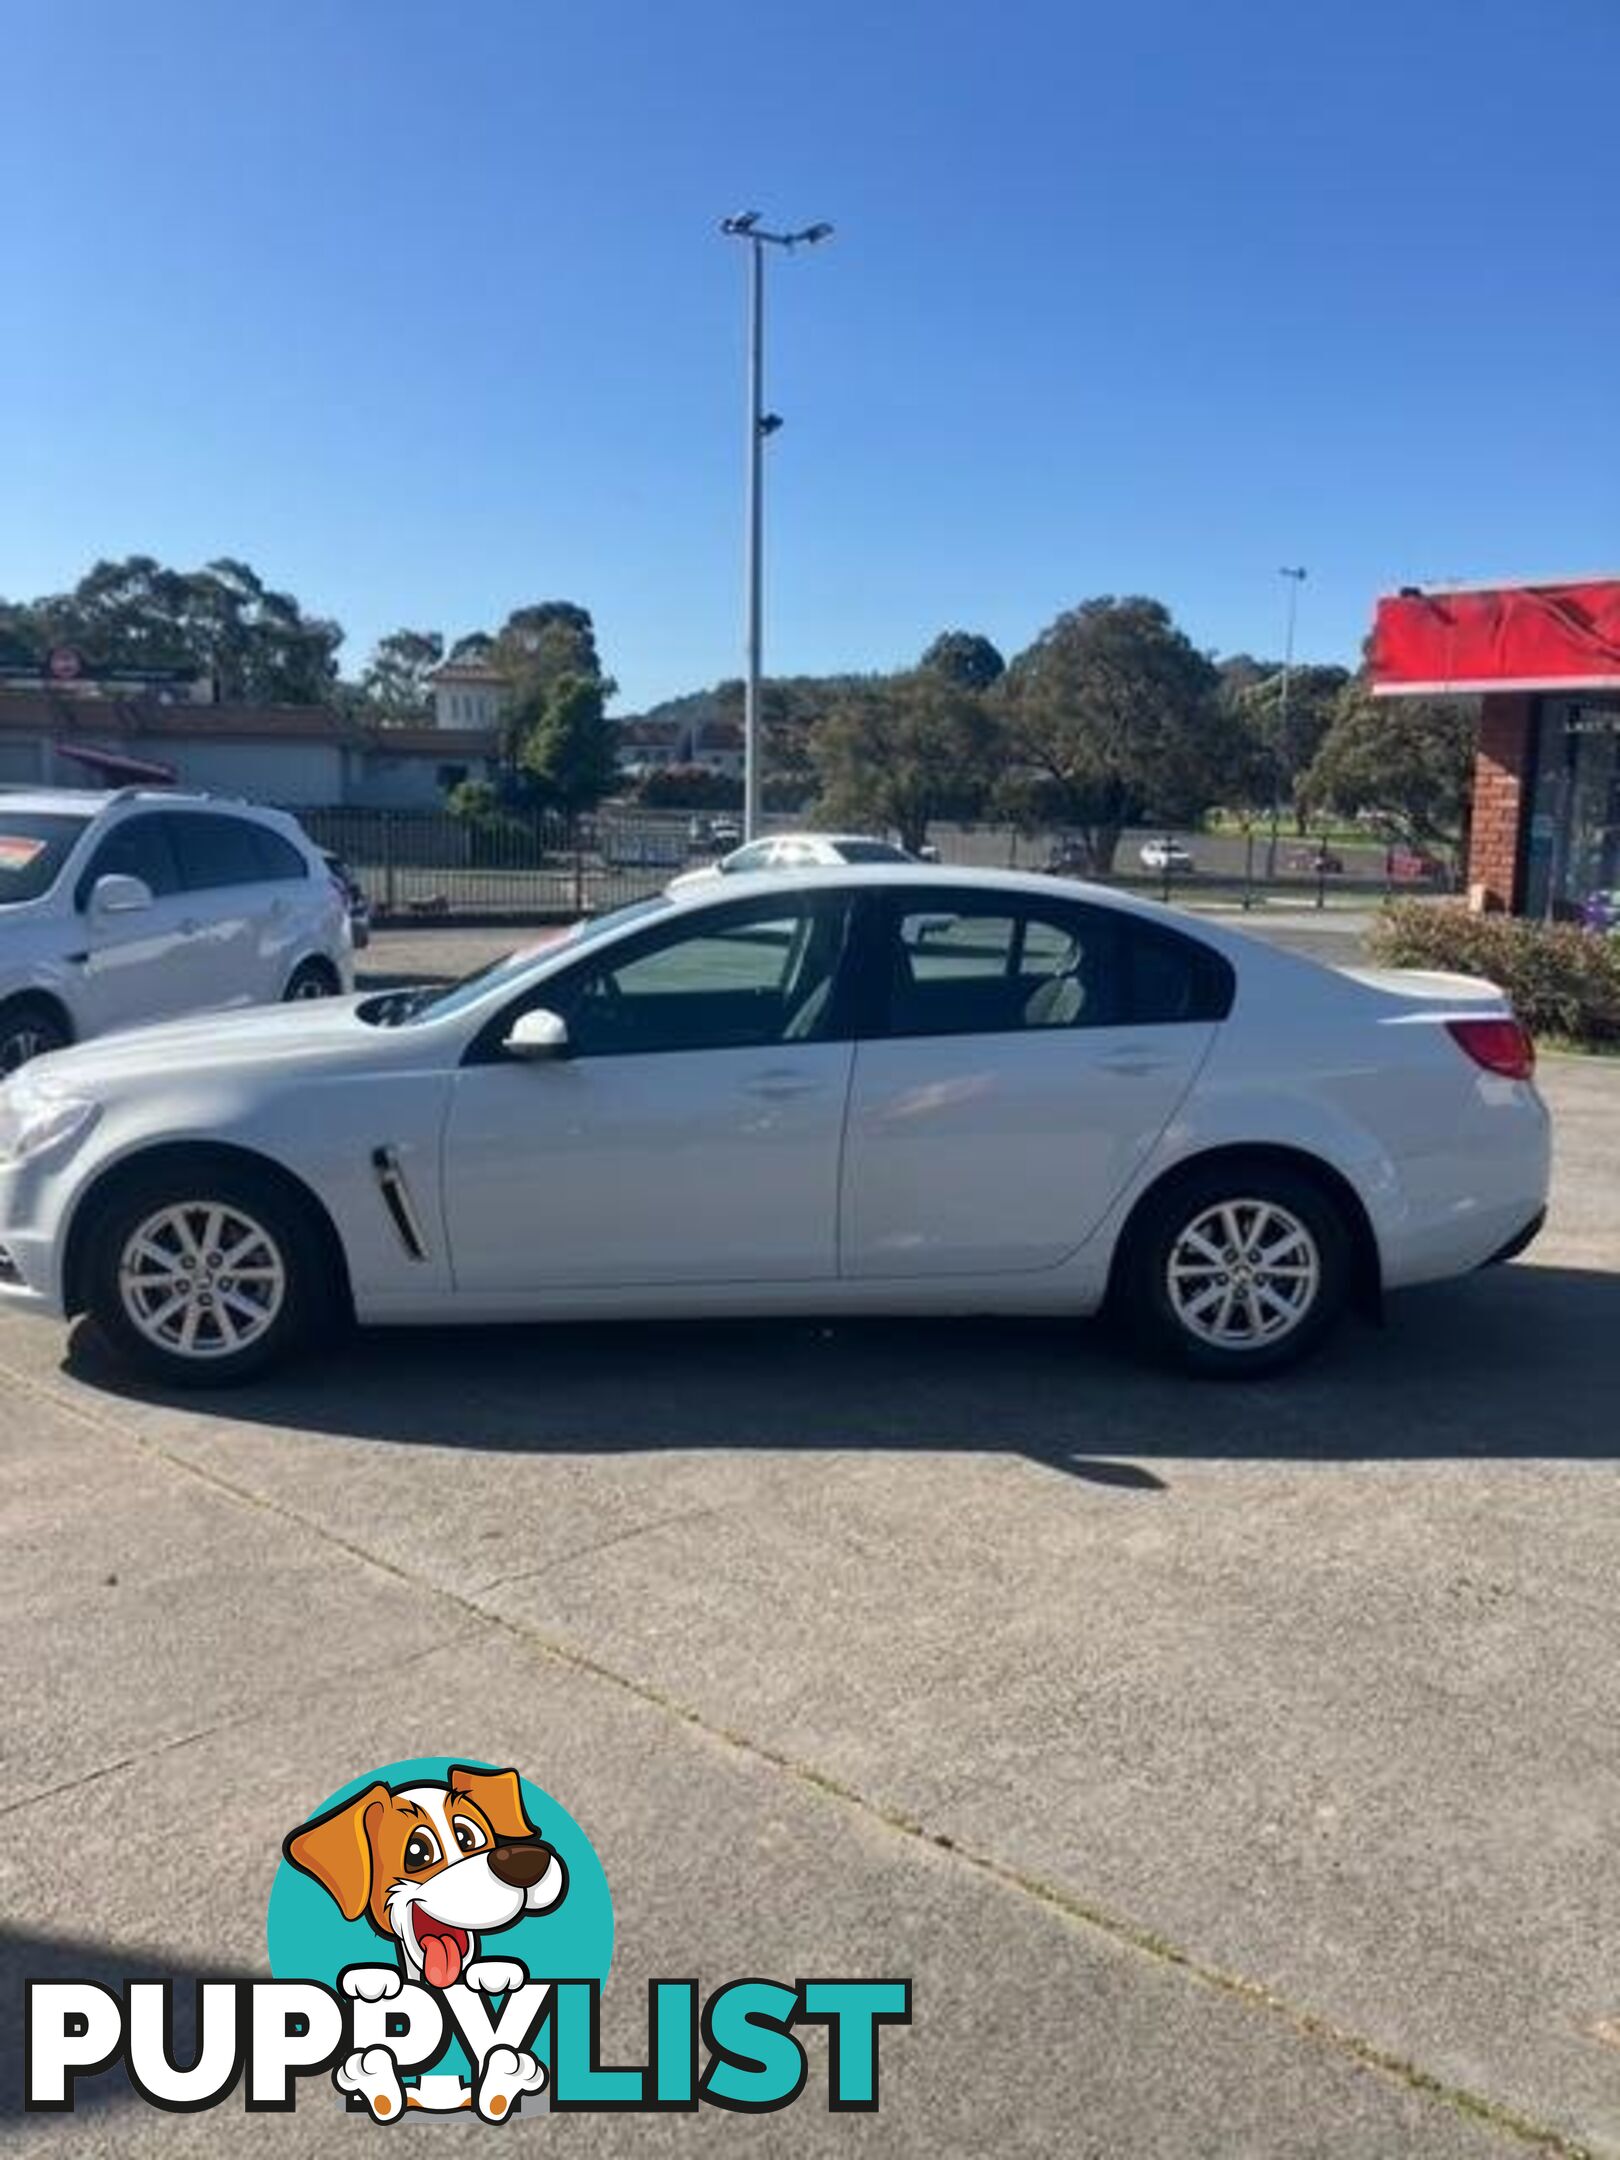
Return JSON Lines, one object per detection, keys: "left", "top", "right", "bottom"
{"left": 4, "top": 0, "right": 1617, "bottom": 710}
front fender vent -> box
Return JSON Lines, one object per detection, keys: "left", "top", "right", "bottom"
{"left": 371, "top": 1146, "right": 429, "bottom": 1262}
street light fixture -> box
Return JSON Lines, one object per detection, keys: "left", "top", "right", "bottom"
{"left": 1268, "top": 566, "right": 1308, "bottom": 879}
{"left": 719, "top": 211, "right": 834, "bottom": 840}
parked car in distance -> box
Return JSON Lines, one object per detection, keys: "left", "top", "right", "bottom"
{"left": 0, "top": 789, "right": 353, "bottom": 1073}
{"left": 1139, "top": 837, "right": 1196, "bottom": 873}
{"left": 0, "top": 865, "right": 1548, "bottom": 1387}
{"left": 1287, "top": 846, "right": 1344, "bottom": 875}
{"left": 1044, "top": 838, "right": 1090, "bottom": 877}
{"left": 707, "top": 816, "right": 743, "bottom": 850}
{"left": 1387, "top": 846, "right": 1448, "bottom": 882}
{"left": 322, "top": 851, "right": 372, "bottom": 948}
{"left": 667, "top": 831, "right": 915, "bottom": 894}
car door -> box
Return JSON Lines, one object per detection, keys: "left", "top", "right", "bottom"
{"left": 838, "top": 890, "right": 1228, "bottom": 1278}
{"left": 442, "top": 890, "right": 858, "bottom": 1294}
{"left": 163, "top": 811, "right": 275, "bottom": 1009}
{"left": 72, "top": 811, "right": 213, "bottom": 1034}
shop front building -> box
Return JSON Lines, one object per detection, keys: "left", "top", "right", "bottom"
{"left": 1371, "top": 577, "right": 1620, "bottom": 920}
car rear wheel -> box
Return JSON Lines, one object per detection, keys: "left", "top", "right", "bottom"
{"left": 0, "top": 999, "right": 70, "bottom": 1075}
{"left": 84, "top": 1160, "right": 332, "bottom": 1386}
{"left": 284, "top": 959, "right": 340, "bottom": 1002}
{"left": 1117, "top": 1161, "right": 1352, "bottom": 1377}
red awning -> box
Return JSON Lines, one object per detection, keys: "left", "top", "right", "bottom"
{"left": 1370, "top": 578, "right": 1620, "bottom": 696}
{"left": 55, "top": 742, "right": 179, "bottom": 784}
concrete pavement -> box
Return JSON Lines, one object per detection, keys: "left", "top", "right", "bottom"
{"left": 1, "top": 1057, "right": 1617, "bottom": 2154}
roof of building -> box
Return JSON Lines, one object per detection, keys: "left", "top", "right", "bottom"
{"left": 616, "top": 717, "right": 683, "bottom": 744}
{"left": 0, "top": 691, "right": 498, "bottom": 756}
{"left": 426, "top": 660, "right": 509, "bottom": 687}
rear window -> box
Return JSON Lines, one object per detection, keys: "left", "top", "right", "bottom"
{"left": 248, "top": 824, "right": 310, "bottom": 882}
{"left": 834, "top": 840, "right": 909, "bottom": 863}
{"left": 0, "top": 813, "right": 89, "bottom": 904}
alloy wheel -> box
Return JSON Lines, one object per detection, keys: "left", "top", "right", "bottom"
{"left": 117, "top": 1202, "right": 288, "bottom": 1361}
{"left": 1165, "top": 1197, "right": 1321, "bottom": 1351}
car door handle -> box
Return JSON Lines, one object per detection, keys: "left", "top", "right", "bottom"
{"left": 1096, "top": 1046, "right": 1176, "bottom": 1076}
{"left": 745, "top": 1071, "right": 823, "bottom": 1100}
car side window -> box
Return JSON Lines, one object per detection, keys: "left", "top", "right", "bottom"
{"left": 1121, "top": 920, "right": 1235, "bottom": 1024}
{"left": 880, "top": 897, "right": 1113, "bottom": 1037}
{"left": 75, "top": 813, "right": 182, "bottom": 908}
{"left": 247, "top": 825, "right": 310, "bottom": 882}
{"left": 167, "top": 812, "right": 275, "bottom": 892}
{"left": 533, "top": 896, "right": 852, "bottom": 1058}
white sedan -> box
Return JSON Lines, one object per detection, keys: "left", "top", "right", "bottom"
{"left": 0, "top": 867, "right": 1548, "bottom": 1386}
{"left": 1139, "top": 837, "right": 1196, "bottom": 873}
{"left": 668, "top": 832, "right": 913, "bottom": 895}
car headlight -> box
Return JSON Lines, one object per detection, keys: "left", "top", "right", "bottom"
{"left": 0, "top": 1081, "right": 99, "bottom": 1166}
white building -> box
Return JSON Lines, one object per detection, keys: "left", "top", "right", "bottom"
{"left": 426, "top": 660, "right": 509, "bottom": 733}
{"left": 0, "top": 693, "right": 500, "bottom": 809}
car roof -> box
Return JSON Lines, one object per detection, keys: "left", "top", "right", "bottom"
{"left": 664, "top": 860, "right": 1182, "bottom": 919}
{"left": 0, "top": 786, "right": 294, "bottom": 822}
{"left": 0, "top": 789, "right": 119, "bottom": 815}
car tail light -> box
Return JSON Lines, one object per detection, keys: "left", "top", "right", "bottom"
{"left": 1446, "top": 1017, "right": 1535, "bottom": 1080}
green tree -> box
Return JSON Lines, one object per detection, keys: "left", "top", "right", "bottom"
{"left": 446, "top": 778, "right": 501, "bottom": 824}
{"left": 517, "top": 672, "right": 620, "bottom": 815}
{"left": 1301, "top": 683, "right": 1476, "bottom": 857}
{"left": 1232, "top": 661, "right": 1351, "bottom": 833}
{"left": 919, "top": 629, "right": 1005, "bottom": 691}
{"left": 997, "top": 597, "right": 1232, "bottom": 872}
{"left": 635, "top": 765, "right": 745, "bottom": 811}
{"left": 812, "top": 671, "right": 998, "bottom": 853}
{"left": 0, "top": 555, "right": 342, "bottom": 702}
{"left": 361, "top": 628, "right": 444, "bottom": 720}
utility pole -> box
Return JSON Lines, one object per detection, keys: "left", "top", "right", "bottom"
{"left": 719, "top": 212, "right": 833, "bottom": 840}
{"left": 1269, "top": 566, "right": 1307, "bottom": 879}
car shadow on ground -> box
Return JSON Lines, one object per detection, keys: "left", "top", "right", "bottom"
{"left": 60, "top": 1262, "right": 1620, "bottom": 1487}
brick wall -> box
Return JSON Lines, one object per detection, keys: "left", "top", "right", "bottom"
{"left": 1469, "top": 694, "right": 1535, "bottom": 910}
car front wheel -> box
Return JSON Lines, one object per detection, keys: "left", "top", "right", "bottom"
{"left": 1117, "top": 1162, "right": 1352, "bottom": 1377}
{"left": 0, "top": 999, "right": 70, "bottom": 1075}
{"left": 284, "top": 959, "right": 340, "bottom": 1001}
{"left": 83, "top": 1161, "right": 332, "bottom": 1385}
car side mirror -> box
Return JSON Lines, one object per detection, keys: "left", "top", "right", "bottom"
{"left": 90, "top": 873, "right": 154, "bottom": 917}
{"left": 503, "top": 1008, "right": 570, "bottom": 1062}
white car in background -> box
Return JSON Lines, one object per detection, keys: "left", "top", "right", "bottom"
{"left": 0, "top": 866, "right": 1548, "bottom": 1387}
{"left": 0, "top": 789, "right": 352, "bottom": 1073}
{"left": 667, "top": 831, "right": 914, "bottom": 894}
{"left": 1139, "top": 837, "right": 1196, "bottom": 873}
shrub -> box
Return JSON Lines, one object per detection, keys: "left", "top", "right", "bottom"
{"left": 1368, "top": 902, "right": 1620, "bottom": 1045}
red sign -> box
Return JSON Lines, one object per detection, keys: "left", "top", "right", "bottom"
{"left": 1370, "top": 579, "right": 1620, "bottom": 696}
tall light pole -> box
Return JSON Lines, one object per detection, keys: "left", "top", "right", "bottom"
{"left": 1269, "top": 566, "right": 1307, "bottom": 878}
{"left": 719, "top": 211, "right": 833, "bottom": 840}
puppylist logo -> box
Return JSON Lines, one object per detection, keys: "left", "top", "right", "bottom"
{"left": 25, "top": 1756, "right": 911, "bottom": 2121}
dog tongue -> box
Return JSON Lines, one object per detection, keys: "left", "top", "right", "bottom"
{"left": 421, "top": 1928, "right": 463, "bottom": 1990}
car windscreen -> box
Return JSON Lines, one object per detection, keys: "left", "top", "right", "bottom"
{"left": 0, "top": 813, "right": 90, "bottom": 904}
{"left": 358, "top": 893, "right": 675, "bottom": 1026}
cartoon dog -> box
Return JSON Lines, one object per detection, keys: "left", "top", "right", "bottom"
{"left": 285, "top": 1765, "right": 567, "bottom": 2119}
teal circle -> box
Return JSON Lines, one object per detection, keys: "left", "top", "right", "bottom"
{"left": 267, "top": 1756, "right": 613, "bottom": 1987}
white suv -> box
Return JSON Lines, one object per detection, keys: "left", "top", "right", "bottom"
{"left": 0, "top": 789, "right": 353, "bottom": 1073}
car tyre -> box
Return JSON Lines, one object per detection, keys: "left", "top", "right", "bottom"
{"left": 83, "top": 1158, "right": 333, "bottom": 1387}
{"left": 284, "top": 958, "right": 340, "bottom": 1002}
{"left": 1115, "top": 1160, "right": 1352, "bottom": 1378}
{"left": 0, "top": 998, "right": 70, "bottom": 1076}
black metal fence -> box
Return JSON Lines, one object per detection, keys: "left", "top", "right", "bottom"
{"left": 293, "top": 807, "right": 1451, "bottom": 923}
